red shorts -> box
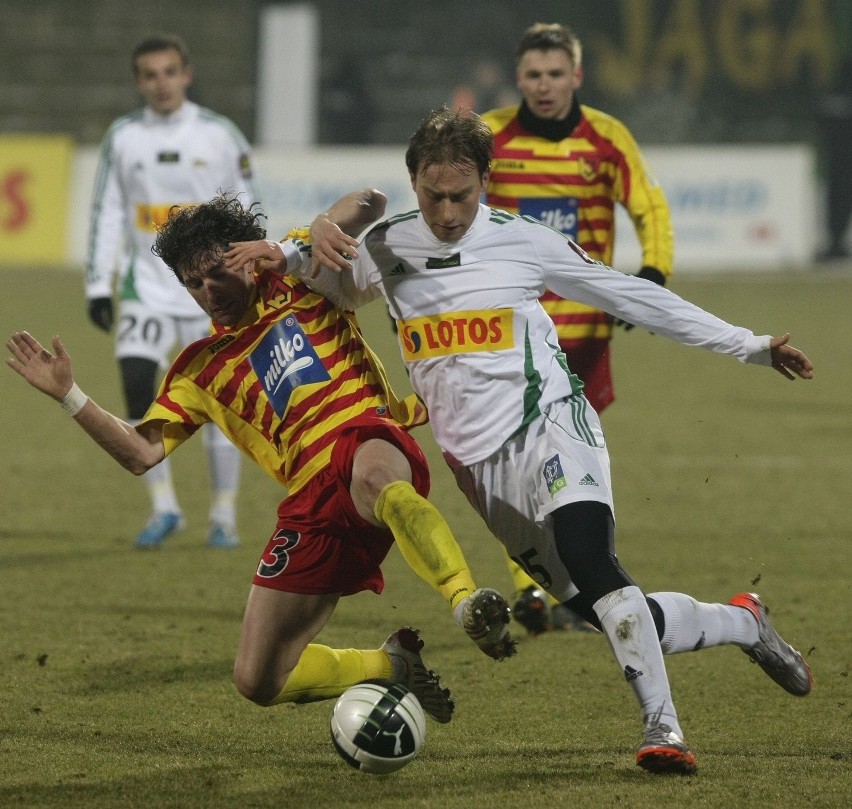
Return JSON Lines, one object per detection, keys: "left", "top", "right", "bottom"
{"left": 252, "top": 416, "right": 430, "bottom": 596}
{"left": 561, "top": 339, "right": 614, "bottom": 413}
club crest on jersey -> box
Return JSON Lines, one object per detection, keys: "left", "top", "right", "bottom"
{"left": 543, "top": 454, "right": 568, "bottom": 496}
{"left": 578, "top": 156, "right": 601, "bottom": 182}
{"left": 249, "top": 316, "right": 330, "bottom": 417}
{"left": 398, "top": 309, "right": 514, "bottom": 361}
{"left": 520, "top": 197, "right": 578, "bottom": 238}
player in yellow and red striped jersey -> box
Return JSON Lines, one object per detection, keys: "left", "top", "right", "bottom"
{"left": 481, "top": 22, "right": 673, "bottom": 412}
{"left": 6, "top": 192, "right": 515, "bottom": 727}
{"left": 480, "top": 23, "right": 673, "bottom": 629}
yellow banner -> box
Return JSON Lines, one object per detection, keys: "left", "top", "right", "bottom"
{"left": 398, "top": 308, "right": 514, "bottom": 360}
{"left": 0, "top": 135, "right": 74, "bottom": 266}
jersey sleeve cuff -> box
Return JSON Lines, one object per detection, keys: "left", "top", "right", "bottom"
{"left": 278, "top": 239, "right": 305, "bottom": 276}
{"left": 742, "top": 334, "right": 773, "bottom": 365}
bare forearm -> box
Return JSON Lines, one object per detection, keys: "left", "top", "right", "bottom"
{"left": 323, "top": 188, "right": 387, "bottom": 237}
{"left": 7, "top": 331, "right": 166, "bottom": 472}
{"left": 70, "top": 398, "right": 164, "bottom": 475}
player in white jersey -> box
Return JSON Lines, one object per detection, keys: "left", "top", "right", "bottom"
{"left": 85, "top": 35, "right": 259, "bottom": 549}
{"left": 227, "top": 107, "right": 815, "bottom": 774}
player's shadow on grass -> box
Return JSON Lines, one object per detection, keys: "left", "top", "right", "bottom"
{"left": 69, "top": 656, "right": 235, "bottom": 695}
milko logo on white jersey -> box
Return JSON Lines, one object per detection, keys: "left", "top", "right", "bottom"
{"left": 249, "top": 316, "right": 330, "bottom": 417}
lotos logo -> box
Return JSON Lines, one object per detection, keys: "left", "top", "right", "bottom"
{"left": 398, "top": 309, "right": 513, "bottom": 361}
{"left": 249, "top": 316, "right": 330, "bottom": 416}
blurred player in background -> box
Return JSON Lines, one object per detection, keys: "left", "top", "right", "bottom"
{"left": 85, "top": 34, "right": 258, "bottom": 548}
{"left": 480, "top": 23, "right": 674, "bottom": 631}
{"left": 7, "top": 190, "right": 515, "bottom": 726}
{"left": 276, "top": 107, "right": 813, "bottom": 773}
{"left": 815, "top": 55, "right": 852, "bottom": 261}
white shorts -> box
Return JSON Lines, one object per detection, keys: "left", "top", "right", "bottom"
{"left": 115, "top": 299, "right": 211, "bottom": 368}
{"left": 446, "top": 396, "right": 614, "bottom": 603}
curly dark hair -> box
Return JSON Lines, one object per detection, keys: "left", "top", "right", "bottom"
{"left": 405, "top": 106, "right": 493, "bottom": 180}
{"left": 152, "top": 193, "right": 267, "bottom": 284}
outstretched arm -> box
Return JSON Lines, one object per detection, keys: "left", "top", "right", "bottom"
{"left": 6, "top": 331, "right": 165, "bottom": 474}
{"left": 768, "top": 333, "right": 813, "bottom": 380}
{"left": 223, "top": 188, "right": 387, "bottom": 278}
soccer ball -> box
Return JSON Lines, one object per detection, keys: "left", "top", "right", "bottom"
{"left": 330, "top": 681, "right": 426, "bottom": 774}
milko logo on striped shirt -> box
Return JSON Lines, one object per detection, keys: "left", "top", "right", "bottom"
{"left": 249, "top": 316, "right": 330, "bottom": 417}
{"left": 519, "top": 197, "right": 578, "bottom": 238}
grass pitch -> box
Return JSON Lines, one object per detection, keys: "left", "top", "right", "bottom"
{"left": 1, "top": 267, "right": 850, "bottom": 808}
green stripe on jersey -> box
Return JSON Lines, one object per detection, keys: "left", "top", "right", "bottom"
{"left": 371, "top": 210, "right": 419, "bottom": 233}
{"left": 489, "top": 209, "right": 516, "bottom": 225}
{"left": 568, "top": 395, "right": 596, "bottom": 446}
{"left": 509, "top": 325, "right": 543, "bottom": 441}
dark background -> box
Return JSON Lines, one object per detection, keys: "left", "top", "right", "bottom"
{"left": 1, "top": 0, "right": 848, "bottom": 147}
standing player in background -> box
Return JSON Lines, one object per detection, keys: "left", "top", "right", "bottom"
{"left": 85, "top": 35, "right": 259, "bottom": 548}
{"left": 480, "top": 23, "right": 674, "bottom": 630}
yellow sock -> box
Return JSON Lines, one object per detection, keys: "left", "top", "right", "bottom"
{"left": 375, "top": 480, "right": 476, "bottom": 611}
{"left": 505, "top": 548, "right": 559, "bottom": 606}
{"left": 271, "top": 645, "right": 391, "bottom": 705}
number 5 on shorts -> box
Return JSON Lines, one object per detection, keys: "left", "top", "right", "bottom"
{"left": 512, "top": 548, "right": 552, "bottom": 590}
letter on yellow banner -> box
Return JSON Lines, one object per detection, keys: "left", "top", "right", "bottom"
{"left": 0, "top": 135, "right": 74, "bottom": 266}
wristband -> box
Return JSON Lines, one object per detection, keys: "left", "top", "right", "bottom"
{"left": 59, "top": 383, "right": 88, "bottom": 416}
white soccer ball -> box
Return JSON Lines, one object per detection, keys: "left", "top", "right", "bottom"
{"left": 330, "top": 681, "right": 426, "bottom": 774}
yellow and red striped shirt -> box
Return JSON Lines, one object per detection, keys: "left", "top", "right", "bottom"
{"left": 482, "top": 103, "right": 673, "bottom": 345}
{"left": 141, "top": 270, "right": 405, "bottom": 494}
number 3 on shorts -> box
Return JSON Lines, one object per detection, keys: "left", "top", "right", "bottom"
{"left": 256, "top": 529, "right": 300, "bottom": 578}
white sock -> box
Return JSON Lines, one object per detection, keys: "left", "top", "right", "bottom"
{"left": 649, "top": 592, "right": 759, "bottom": 653}
{"left": 204, "top": 424, "right": 240, "bottom": 527}
{"left": 452, "top": 597, "right": 469, "bottom": 627}
{"left": 594, "top": 586, "right": 682, "bottom": 736}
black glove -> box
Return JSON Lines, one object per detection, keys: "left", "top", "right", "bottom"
{"left": 614, "top": 265, "right": 666, "bottom": 331}
{"left": 87, "top": 297, "right": 114, "bottom": 332}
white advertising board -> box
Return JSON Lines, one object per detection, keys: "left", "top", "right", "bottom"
{"left": 67, "top": 144, "right": 816, "bottom": 272}
{"left": 614, "top": 145, "right": 817, "bottom": 272}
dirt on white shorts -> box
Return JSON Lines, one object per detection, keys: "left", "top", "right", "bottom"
{"left": 115, "top": 299, "right": 211, "bottom": 368}
{"left": 445, "top": 395, "right": 614, "bottom": 603}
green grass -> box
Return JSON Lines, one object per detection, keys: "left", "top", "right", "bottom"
{"left": 1, "top": 268, "right": 850, "bottom": 808}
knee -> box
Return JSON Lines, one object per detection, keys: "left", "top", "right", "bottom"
{"left": 352, "top": 465, "right": 397, "bottom": 506}
{"left": 351, "top": 440, "right": 413, "bottom": 506}
{"left": 233, "top": 661, "right": 289, "bottom": 707}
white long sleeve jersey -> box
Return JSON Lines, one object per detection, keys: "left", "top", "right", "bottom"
{"left": 293, "top": 204, "right": 773, "bottom": 466}
{"left": 85, "top": 101, "right": 258, "bottom": 317}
